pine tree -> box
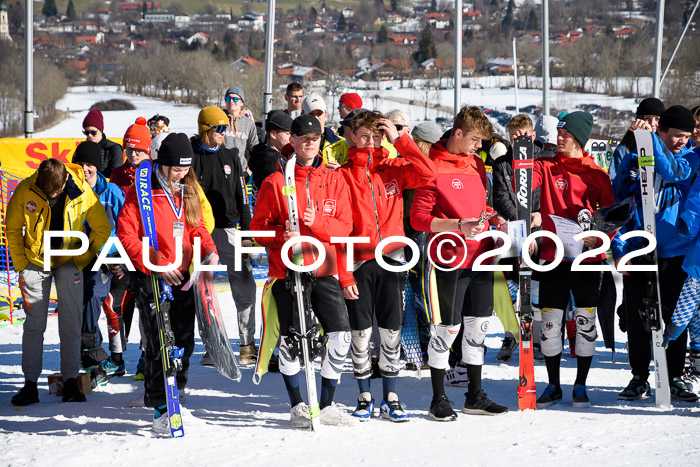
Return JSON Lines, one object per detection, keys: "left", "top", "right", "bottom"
{"left": 377, "top": 24, "right": 389, "bottom": 43}
{"left": 142, "top": 1, "right": 147, "bottom": 18}
{"left": 42, "top": 0, "right": 58, "bottom": 18}
{"left": 526, "top": 8, "right": 538, "bottom": 30}
{"left": 430, "top": 0, "right": 437, "bottom": 12}
{"left": 414, "top": 26, "right": 437, "bottom": 64}
{"left": 309, "top": 6, "right": 317, "bottom": 21}
{"left": 66, "top": 0, "right": 76, "bottom": 20}
{"left": 502, "top": 0, "right": 515, "bottom": 27}
{"left": 337, "top": 13, "right": 346, "bottom": 31}
{"left": 391, "top": 0, "right": 398, "bottom": 12}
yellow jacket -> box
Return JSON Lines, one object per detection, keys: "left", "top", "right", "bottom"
{"left": 6, "top": 163, "right": 111, "bottom": 271}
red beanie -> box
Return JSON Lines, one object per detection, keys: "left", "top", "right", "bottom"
{"left": 339, "top": 93, "right": 362, "bottom": 110}
{"left": 123, "top": 117, "right": 152, "bottom": 153}
{"left": 82, "top": 108, "right": 104, "bottom": 132}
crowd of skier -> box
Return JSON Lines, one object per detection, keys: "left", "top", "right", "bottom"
{"left": 5, "top": 80, "right": 700, "bottom": 434}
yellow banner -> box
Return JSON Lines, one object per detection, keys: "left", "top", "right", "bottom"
{"left": 0, "top": 138, "right": 124, "bottom": 179}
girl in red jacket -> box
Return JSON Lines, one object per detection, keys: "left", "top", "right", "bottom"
{"left": 339, "top": 110, "right": 436, "bottom": 422}
{"left": 412, "top": 106, "right": 508, "bottom": 421}
{"left": 117, "top": 133, "right": 218, "bottom": 434}
{"left": 531, "top": 112, "right": 615, "bottom": 409}
{"left": 252, "top": 115, "right": 356, "bottom": 427}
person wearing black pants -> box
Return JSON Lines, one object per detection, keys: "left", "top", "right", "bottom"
{"left": 536, "top": 263, "right": 602, "bottom": 408}
{"left": 618, "top": 256, "right": 697, "bottom": 401}
{"left": 131, "top": 273, "right": 196, "bottom": 406}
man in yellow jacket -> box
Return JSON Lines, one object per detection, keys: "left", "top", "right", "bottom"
{"left": 7, "top": 159, "right": 110, "bottom": 405}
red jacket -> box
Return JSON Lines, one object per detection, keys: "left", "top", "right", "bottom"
{"left": 411, "top": 141, "right": 494, "bottom": 269}
{"left": 338, "top": 133, "right": 436, "bottom": 261}
{"left": 110, "top": 163, "right": 135, "bottom": 190}
{"left": 251, "top": 160, "right": 354, "bottom": 287}
{"left": 117, "top": 175, "right": 216, "bottom": 275}
{"left": 532, "top": 152, "right": 615, "bottom": 262}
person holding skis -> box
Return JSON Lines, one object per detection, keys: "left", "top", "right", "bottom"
{"left": 8, "top": 158, "right": 110, "bottom": 405}
{"left": 252, "top": 114, "right": 356, "bottom": 427}
{"left": 339, "top": 110, "right": 436, "bottom": 422}
{"left": 71, "top": 141, "right": 126, "bottom": 385}
{"left": 612, "top": 105, "right": 699, "bottom": 402}
{"left": 191, "top": 106, "right": 258, "bottom": 366}
{"left": 117, "top": 133, "right": 219, "bottom": 434}
{"left": 532, "top": 111, "right": 616, "bottom": 408}
{"left": 609, "top": 98, "right": 665, "bottom": 179}
{"left": 411, "top": 105, "right": 508, "bottom": 421}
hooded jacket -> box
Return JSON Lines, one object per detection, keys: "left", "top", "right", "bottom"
{"left": 223, "top": 111, "right": 259, "bottom": 172}
{"left": 191, "top": 139, "right": 251, "bottom": 230}
{"left": 338, "top": 133, "right": 436, "bottom": 262}
{"left": 252, "top": 158, "right": 354, "bottom": 286}
{"left": 117, "top": 166, "right": 216, "bottom": 276}
{"left": 110, "top": 160, "right": 215, "bottom": 233}
{"left": 411, "top": 141, "right": 494, "bottom": 269}
{"left": 320, "top": 127, "right": 350, "bottom": 166}
{"left": 6, "top": 163, "right": 111, "bottom": 271}
{"left": 532, "top": 152, "right": 616, "bottom": 262}
{"left": 611, "top": 132, "right": 700, "bottom": 260}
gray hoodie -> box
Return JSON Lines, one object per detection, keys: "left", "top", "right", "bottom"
{"left": 223, "top": 111, "right": 259, "bottom": 171}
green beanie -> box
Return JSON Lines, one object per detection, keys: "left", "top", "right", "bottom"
{"left": 557, "top": 111, "right": 593, "bottom": 148}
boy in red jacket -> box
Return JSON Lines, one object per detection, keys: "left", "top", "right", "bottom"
{"left": 411, "top": 106, "right": 508, "bottom": 421}
{"left": 339, "top": 110, "right": 436, "bottom": 422}
{"left": 531, "top": 112, "right": 615, "bottom": 409}
{"left": 252, "top": 115, "right": 356, "bottom": 427}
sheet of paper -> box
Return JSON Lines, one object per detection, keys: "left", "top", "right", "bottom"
{"left": 503, "top": 219, "right": 527, "bottom": 258}
{"left": 549, "top": 214, "right": 584, "bottom": 260}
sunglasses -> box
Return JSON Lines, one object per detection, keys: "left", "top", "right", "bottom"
{"left": 225, "top": 96, "right": 242, "bottom": 103}
{"left": 204, "top": 124, "right": 227, "bottom": 134}
{"left": 394, "top": 124, "right": 405, "bottom": 131}
{"left": 83, "top": 129, "right": 99, "bottom": 136}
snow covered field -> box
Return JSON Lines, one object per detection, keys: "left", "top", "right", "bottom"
{"left": 1, "top": 87, "right": 699, "bottom": 465}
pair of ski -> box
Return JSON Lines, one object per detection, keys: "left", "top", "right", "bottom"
{"left": 136, "top": 161, "right": 242, "bottom": 438}
{"left": 511, "top": 132, "right": 670, "bottom": 410}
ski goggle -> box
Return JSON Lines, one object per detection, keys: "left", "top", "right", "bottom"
{"left": 225, "top": 96, "right": 242, "bottom": 103}
{"left": 204, "top": 124, "right": 227, "bottom": 134}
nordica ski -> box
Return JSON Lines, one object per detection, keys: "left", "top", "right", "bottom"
{"left": 512, "top": 135, "right": 536, "bottom": 410}
{"left": 136, "top": 160, "right": 185, "bottom": 437}
{"left": 633, "top": 129, "right": 672, "bottom": 408}
{"left": 283, "top": 155, "right": 321, "bottom": 431}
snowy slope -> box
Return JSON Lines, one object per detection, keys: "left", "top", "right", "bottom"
{"left": 2, "top": 87, "right": 699, "bottom": 464}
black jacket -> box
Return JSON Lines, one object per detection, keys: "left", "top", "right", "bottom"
{"left": 248, "top": 142, "right": 286, "bottom": 208}
{"left": 191, "top": 139, "right": 251, "bottom": 230}
{"left": 98, "top": 135, "right": 123, "bottom": 178}
{"left": 492, "top": 143, "right": 551, "bottom": 221}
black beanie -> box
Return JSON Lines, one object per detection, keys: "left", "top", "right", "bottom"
{"left": 636, "top": 97, "right": 665, "bottom": 118}
{"left": 72, "top": 141, "right": 103, "bottom": 171}
{"left": 557, "top": 111, "right": 594, "bottom": 148}
{"left": 156, "top": 133, "right": 194, "bottom": 167}
{"left": 659, "top": 105, "right": 695, "bottom": 133}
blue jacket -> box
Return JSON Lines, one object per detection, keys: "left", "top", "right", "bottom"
{"left": 88, "top": 172, "right": 125, "bottom": 255}
{"left": 611, "top": 133, "right": 699, "bottom": 260}
{"left": 679, "top": 146, "right": 700, "bottom": 277}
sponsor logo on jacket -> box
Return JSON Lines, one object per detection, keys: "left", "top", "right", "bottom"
{"left": 451, "top": 179, "right": 464, "bottom": 190}
{"left": 26, "top": 201, "right": 37, "bottom": 213}
{"left": 555, "top": 178, "right": 568, "bottom": 190}
{"left": 323, "top": 199, "right": 336, "bottom": 216}
{"left": 384, "top": 179, "right": 399, "bottom": 198}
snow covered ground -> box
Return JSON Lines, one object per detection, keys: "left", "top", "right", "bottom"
{"left": 2, "top": 278, "right": 699, "bottom": 465}
{"left": 2, "top": 87, "right": 699, "bottom": 464}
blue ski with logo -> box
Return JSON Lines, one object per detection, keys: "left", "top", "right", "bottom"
{"left": 136, "top": 160, "right": 185, "bottom": 438}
